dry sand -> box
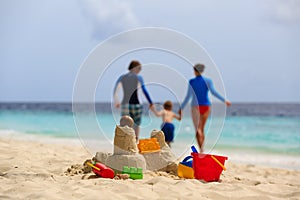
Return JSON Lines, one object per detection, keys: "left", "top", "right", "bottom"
{"left": 0, "top": 135, "right": 300, "bottom": 200}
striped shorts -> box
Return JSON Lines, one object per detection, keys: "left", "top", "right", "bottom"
{"left": 121, "top": 104, "right": 143, "bottom": 126}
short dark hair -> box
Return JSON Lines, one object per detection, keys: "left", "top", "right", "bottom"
{"left": 128, "top": 60, "right": 141, "bottom": 70}
{"left": 193, "top": 63, "right": 205, "bottom": 73}
{"left": 163, "top": 101, "right": 172, "bottom": 111}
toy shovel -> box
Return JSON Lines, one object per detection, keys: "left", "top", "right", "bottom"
{"left": 86, "top": 162, "right": 115, "bottom": 179}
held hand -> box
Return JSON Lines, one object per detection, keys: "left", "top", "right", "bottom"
{"left": 149, "top": 104, "right": 154, "bottom": 111}
{"left": 225, "top": 100, "right": 231, "bottom": 106}
{"left": 178, "top": 109, "right": 182, "bottom": 116}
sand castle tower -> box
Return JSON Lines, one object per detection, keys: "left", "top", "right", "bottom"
{"left": 95, "top": 116, "right": 146, "bottom": 172}
{"left": 113, "top": 116, "right": 138, "bottom": 155}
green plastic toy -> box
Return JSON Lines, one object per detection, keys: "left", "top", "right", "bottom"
{"left": 122, "top": 166, "right": 143, "bottom": 180}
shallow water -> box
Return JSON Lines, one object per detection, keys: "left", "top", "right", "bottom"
{"left": 1, "top": 103, "right": 299, "bottom": 169}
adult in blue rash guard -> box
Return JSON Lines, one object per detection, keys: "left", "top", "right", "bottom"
{"left": 179, "top": 64, "right": 231, "bottom": 153}
{"left": 113, "top": 60, "right": 153, "bottom": 141}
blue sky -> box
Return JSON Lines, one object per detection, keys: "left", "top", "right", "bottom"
{"left": 1, "top": 0, "right": 300, "bottom": 102}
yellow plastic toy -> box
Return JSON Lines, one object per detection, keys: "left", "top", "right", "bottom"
{"left": 138, "top": 138, "right": 161, "bottom": 154}
{"left": 177, "top": 156, "right": 194, "bottom": 179}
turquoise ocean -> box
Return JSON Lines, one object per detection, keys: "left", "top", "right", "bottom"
{"left": 1, "top": 103, "right": 299, "bottom": 170}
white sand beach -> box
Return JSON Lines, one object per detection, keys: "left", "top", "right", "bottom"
{"left": 0, "top": 134, "right": 299, "bottom": 200}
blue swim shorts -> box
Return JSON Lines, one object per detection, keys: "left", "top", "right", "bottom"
{"left": 161, "top": 122, "right": 175, "bottom": 142}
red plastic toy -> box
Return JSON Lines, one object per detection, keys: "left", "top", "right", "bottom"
{"left": 192, "top": 153, "right": 227, "bottom": 182}
{"left": 87, "top": 162, "right": 115, "bottom": 179}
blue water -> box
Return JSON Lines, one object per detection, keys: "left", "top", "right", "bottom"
{"left": 1, "top": 104, "right": 300, "bottom": 157}
{"left": 220, "top": 116, "right": 300, "bottom": 155}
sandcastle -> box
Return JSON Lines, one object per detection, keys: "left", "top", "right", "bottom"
{"left": 94, "top": 116, "right": 178, "bottom": 174}
{"left": 95, "top": 116, "right": 146, "bottom": 171}
{"left": 143, "top": 130, "right": 178, "bottom": 174}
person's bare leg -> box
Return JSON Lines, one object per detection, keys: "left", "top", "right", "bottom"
{"left": 166, "top": 141, "right": 171, "bottom": 148}
{"left": 200, "top": 109, "right": 210, "bottom": 133}
{"left": 191, "top": 106, "right": 200, "bottom": 131}
{"left": 134, "top": 126, "right": 140, "bottom": 142}
{"left": 196, "top": 124, "right": 204, "bottom": 153}
{"left": 191, "top": 107, "right": 203, "bottom": 151}
{"left": 198, "top": 108, "right": 211, "bottom": 153}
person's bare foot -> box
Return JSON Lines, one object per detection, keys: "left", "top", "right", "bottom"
{"left": 200, "top": 147, "right": 204, "bottom": 154}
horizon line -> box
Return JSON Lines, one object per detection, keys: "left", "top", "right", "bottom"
{"left": 0, "top": 101, "right": 299, "bottom": 104}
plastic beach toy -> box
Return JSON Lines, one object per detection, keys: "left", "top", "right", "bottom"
{"left": 86, "top": 162, "right": 115, "bottom": 179}
{"left": 138, "top": 138, "right": 160, "bottom": 154}
{"left": 192, "top": 153, "right": 228, "bottom": 182}
{"left": 122, "top": 166, "right": 143, "bottom": 180}
{"left": 211, "top": 155, "right": 226, "bottom": 171}
{"left": 177, "top": 146, "right": 198, "bottom": 179}
{"left": 177, "top": 156, "right": 194, "bottom": 179}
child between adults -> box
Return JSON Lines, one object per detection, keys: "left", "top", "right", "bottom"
{"left": 151, "top": 101, "right": 181, "bottom": 147}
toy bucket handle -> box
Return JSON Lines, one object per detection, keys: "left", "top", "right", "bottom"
{"left": 211, "top": 155, "right": 226, "bottom": 171}
{"left": 182, "top": 155, "right": 193, "bottom": 163}
{"left": 191, "top": 145, "right": 198, "bottom": 153}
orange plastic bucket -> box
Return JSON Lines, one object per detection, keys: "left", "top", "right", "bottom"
{"left": 191, "top": 153, "right": 227, "bottom": 182}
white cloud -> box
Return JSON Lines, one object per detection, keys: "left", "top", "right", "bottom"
{"left": 264, "top": 0, "right": 300, "bottom": 24}
{"left": 79, "top": 0, "right": 139, "bottom": 39}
